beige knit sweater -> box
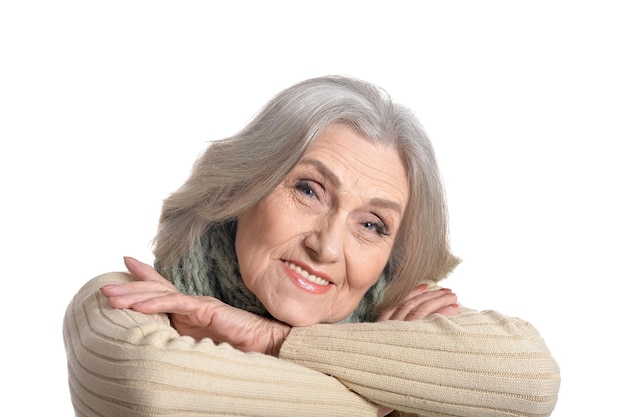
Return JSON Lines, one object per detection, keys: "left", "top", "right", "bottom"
{"left": 63, "top": 272, "right": 560, "bottom": 416}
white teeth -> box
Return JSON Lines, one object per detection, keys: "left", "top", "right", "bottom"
{"left": 286, "top": 261, "right": 330, "bottom": 286}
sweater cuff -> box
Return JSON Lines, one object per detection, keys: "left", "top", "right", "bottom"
{"left": 279, "top": 326, "right": 309, "bottom": 360}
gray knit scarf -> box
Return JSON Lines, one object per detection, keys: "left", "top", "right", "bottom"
{"left": 155, "top": 222, "right": 387, "bottom": 323}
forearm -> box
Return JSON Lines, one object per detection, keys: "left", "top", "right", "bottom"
{"left": 280, "top": 308, "right": 560, "bottom": 417}
{"left": 63, "top": 273, "right": 379, "bottom": 417}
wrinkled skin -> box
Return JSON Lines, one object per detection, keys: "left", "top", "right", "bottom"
{"left": 102, "top": 257, "right": 458, "bottom": 417}
{"left": 101, "top": 257, "right": 458, "bottom": 355}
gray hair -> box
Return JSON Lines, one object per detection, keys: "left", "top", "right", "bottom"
{"left": 153, "top": 75, "right": 459, "bottom": 310}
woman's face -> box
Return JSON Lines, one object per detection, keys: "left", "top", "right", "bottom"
{"left": 236, "top": 124, "right": 409, "bottom": 326}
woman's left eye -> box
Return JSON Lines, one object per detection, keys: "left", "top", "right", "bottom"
{"left": 362, "top": 220, "right": 389, "bottom": 236}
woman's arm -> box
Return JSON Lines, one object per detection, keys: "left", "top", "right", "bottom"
{"left": 63, "top": 272, "right": 380, "bottom": 417}
{"left": 96, "top": 258, "right": 560, "bottom": 417}
{"left": 280, "top": 309, "right": 560, "bottom": 417}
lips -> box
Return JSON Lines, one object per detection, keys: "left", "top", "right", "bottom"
{"left": 284, "top": 261, "right": 330, "bottom": 286}
{"left": 282, "top": 260, "right": 333, "bottom": 294}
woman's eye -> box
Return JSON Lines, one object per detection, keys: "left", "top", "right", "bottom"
{"left": 295, "top": 180, "right": 319, "bottom": 199}
{"left": 362, "top": 220, "right": 389, "bottom": 236}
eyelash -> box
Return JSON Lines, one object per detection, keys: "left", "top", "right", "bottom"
{"left": 363, "top": 220, "right": 390, "bottom": 236}
{"left": 294, "top": 179, "right": 390, "bottom": 237}
{"left": 295, "top": 179, "right": 319, "bottom": 199}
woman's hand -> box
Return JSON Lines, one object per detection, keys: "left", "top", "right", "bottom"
{"left": 100, "top": 257, "right": 291, "bottom": 356}
{"left": 377, "top": 283, "right": 459, "bottom": 321}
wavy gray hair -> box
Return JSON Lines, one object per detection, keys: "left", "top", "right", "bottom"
{"left": 153, "top": 75, "right": 459, "bottom": 310}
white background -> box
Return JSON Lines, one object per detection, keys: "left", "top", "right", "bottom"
{"left": 1, "top": 1, "right": 624, "bottom": 415}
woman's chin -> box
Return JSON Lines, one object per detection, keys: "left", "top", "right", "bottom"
{"left": 269, "top": 308, "right": 324, "bottom": 327}
{"left": 280, "top": 314, "right": 322, "bottom": 327}
{"left": 272, "top": 309, "right": 349, "bottom": 327}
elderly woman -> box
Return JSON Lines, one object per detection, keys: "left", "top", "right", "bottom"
{"left": 63, "top": 76, "right": 560, "bottom": 417}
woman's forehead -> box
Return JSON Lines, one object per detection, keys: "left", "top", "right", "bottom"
{"left": 297, "top": 124, "right": 410, "bottom": 211}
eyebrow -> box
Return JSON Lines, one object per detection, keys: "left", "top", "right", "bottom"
{"left": 299, "top": 158, "right": 342, "bottom": 188}
{"left": 369, "top": 198, "right": 403, "bottom": 215}
{"left": 298, "top": 157, "right": 403, "bottom": 215}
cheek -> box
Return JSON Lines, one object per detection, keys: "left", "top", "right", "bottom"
{"left": 347, "top": 248, "right": 390, "bottom": 291}
{"left": 235, "top": 208, "right": 266, "bottom": 280}
{"left": 235, "top": 197, "right": 297, "bottom": 271}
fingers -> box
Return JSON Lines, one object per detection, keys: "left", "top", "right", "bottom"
{"left": 126, "top": 292, "right": 201, "bottom": 315}
{"left": 377, "top": 284, "right": 428, "bottom": 321}
{"left": 401, "top": 283, "right": 430, "bottom": 302}
{"left": 432, "top": 303, "right": 460, "bottom": 317}
{"left": 392, "top": 289, "right": 457, "bottom": 320}
{"left": 101, "top": 280, "right": 170, "bottom": 295}
{"left": 378, "top": 287, "right": 458, "bottom": 321}
{"left": 101, "top": 256, "right": 179, "bottom": 311}
{"left": 100, "top": 284, "right": 176, "bottom": 310}
{"left": 123, "top": 256, "right": 175, "bottom": 287}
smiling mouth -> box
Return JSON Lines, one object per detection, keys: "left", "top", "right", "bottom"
{"left": 284, "top": 261, "right": 331, "bottom": 286}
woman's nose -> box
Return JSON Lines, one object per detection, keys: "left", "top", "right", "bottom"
{"left": 304, "top": 214, "right": 346, "bottom": 263}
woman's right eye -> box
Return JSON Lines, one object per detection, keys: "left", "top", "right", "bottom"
{"left": 295, "top": 180, "right": 319, "bottom": 199}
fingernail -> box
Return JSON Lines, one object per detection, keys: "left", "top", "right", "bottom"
{"left": 440, "top": 288, "right": 452, "bottom": 294}
{"left": 417, "top": 283, "right": 428, "bottom": 291}
{"left": 123, "top": 256, "right": 139, "bottom": 268}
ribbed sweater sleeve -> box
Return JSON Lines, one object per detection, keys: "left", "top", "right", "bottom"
{"left": 280, "top": 309, "right": 560, "bottom": 417}
{"left": 63, "top": 272, "right": 379, "bottom": 417}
